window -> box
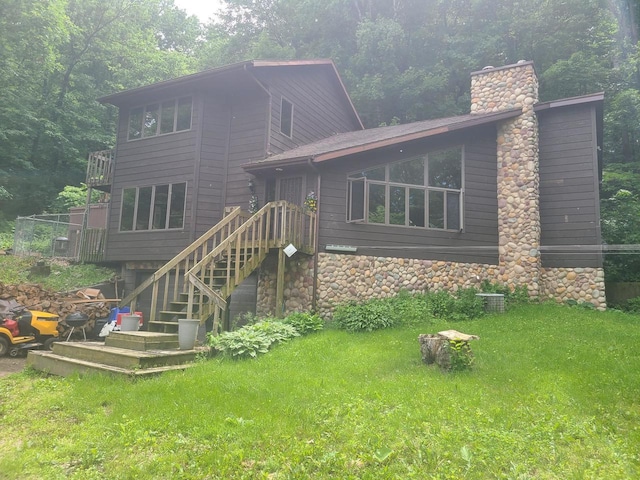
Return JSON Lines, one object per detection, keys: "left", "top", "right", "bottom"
{"left": 120, "top": 183, "right": 187, "bottom": 231}
{"left": 280, "top": 97, "right": 293, "bottom": 137}
{"left": 128, "top": 97, "right": 192, "bottom": 140}
{"left": 347, "top": 147, "right": 463, "bottom": 230}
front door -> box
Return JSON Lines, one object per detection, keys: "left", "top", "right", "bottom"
{"left": 277, "top": 176, "right": 304, "bottom": 206}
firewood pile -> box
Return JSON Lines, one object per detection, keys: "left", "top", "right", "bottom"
{"left": 0, "top": 282, "right": 114, "bottom": 338}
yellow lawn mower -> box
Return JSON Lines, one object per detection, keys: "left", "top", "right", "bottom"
{"left": 0, "top": 301, "right": 60, "bottom": 357}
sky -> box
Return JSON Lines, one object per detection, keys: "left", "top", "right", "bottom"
{"left": 173, "top": 0, "right": 225, "bottom": 22}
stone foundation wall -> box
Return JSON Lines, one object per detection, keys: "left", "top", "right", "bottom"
{"left": 256, "top": 253, "right": 315, "bottom": 317}
{"left": 314, "top": 253, "right": 495, "bottom": 318}
{"left": 541, "top": 267, "right": 606, "bottom": 309}
{"left": 256, "top": 253, "right": 607, "bottom": 318}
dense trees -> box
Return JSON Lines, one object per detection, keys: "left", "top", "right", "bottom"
{"left": 2, "top": 0, "right": 639, "bottom": 279}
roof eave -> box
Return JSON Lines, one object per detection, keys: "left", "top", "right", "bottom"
{"left": 313, "top": 108, "right": 522, "bottom": 163}
{"left": 534, "top": 92, "right": 604, "bottom": 112}
{"left": 98, "top": 61, "right": 254, "bottom": 105}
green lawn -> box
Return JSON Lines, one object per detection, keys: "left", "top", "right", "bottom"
{"left": 1, "top": 303, "right": 639, "bottom": 479}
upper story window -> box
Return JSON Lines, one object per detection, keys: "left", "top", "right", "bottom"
{"left": 128, "top": 96, "right": 192, "bottom": 140}
{"left": 347, "top": 147, "right": 463, "bottom": 230}
{"left": 280, "top": 97, "right": 293, "bottom": 138}
{"left": 120, "top": 182, "right": 186, "bottom": 231}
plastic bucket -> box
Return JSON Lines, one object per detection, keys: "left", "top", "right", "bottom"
{"left": 120, "top": 314, "right": 141, "bottom": 332}
{"left": 178, "top": 319, "right": 200, "bottom": 350}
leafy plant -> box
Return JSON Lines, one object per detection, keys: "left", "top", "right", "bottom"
{"left": 282, "top": 312, "right": 324, "bottom": 334}
{"left": 333, "top": 298, "right": 395, "bottom": 332}
{"left": 447, "top": 339, "right": 475, "bottom": 372}
{"left": 208, "top": 328, "right": 272, "bottom": 359}
{"left": 622, "top": 296, "right": 640, "bottom": 313}
{"left": 208, "top": 319, "right": 300, "bottom": 359}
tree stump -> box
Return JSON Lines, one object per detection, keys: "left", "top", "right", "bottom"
{"left": 418, "top": 330, "right": 479, "bottom": 371}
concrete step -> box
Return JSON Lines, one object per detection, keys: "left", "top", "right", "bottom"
{"left": 50, "top": 341, "right": 195, "bottom": 369}
{"left": 105, "top": 331, "right": 179, "bottom": 351}
{"left": 27, "top": 350, "right": 194, "bottom": 378}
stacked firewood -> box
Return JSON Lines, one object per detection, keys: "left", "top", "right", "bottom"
{"left": 0, "top": 282, "right": 113, "bottom": 338}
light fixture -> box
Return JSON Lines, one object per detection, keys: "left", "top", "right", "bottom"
{"left": 325, "top": 244, "right": 357, "bottom": 253}
{"left": 248, "top": 178, "right": 255, "bottom": 194}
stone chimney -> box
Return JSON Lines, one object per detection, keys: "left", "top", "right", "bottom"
{"left": 470, "top": 61, "right": 541, "bottom": 296}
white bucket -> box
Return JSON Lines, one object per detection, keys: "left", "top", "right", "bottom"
{"left": 120, "top": 314, "right": 141, "bottom": 332}
{"left": 178, "top": 319, "right": 200, "bottom": 350}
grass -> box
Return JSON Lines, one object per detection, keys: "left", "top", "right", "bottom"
{"left": 1, "top": 303, "right": 639, "bottom": 478}
{"left": 0, "top": 256, "right": 116, "bottom": 292}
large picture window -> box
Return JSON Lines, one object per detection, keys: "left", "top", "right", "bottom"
{"left": 128, "top": 97, "right": 192, "bottom": 140}
{"left": 347, "top": 147, "right": 463, "bottom": 230}
{"left": 120, "top": 183, "right": 187, "bottom": 231}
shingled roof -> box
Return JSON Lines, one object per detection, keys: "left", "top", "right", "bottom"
{"left": 243, "top": 108, "right": 522, "bottom": 173}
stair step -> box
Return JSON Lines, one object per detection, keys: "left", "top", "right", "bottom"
{"left": 27, "top": 350, "right": 194, "bottom": 378}
{"left": 105, "top": 331, "right": 179, "bottom": 351}
{"left": 50, "top": 341, "right": 195, "bottom": 369}
{"left": 148, "top": 321, "right": 180, "bottom": 333}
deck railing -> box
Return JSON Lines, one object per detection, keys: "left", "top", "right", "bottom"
{"left": 120, "top": 207, "right": 252, "bottom": 319}
{"left": 86, "top": 150, "right": 114, "bottom": 188}
{"left": 185, "top": 201, "right": 316, "bottom": 331}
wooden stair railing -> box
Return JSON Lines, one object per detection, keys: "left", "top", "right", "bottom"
{"left": 119, "top": 207, "right": 252, "bottom": 323}
{"left": 183, "top": 201, "right": 316, "bottom": 333}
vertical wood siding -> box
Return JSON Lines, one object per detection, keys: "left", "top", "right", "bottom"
{"left": 538, "top": 104, "right": 602, "bottom": 268}
{"left": 317, "top": 128, "right": 499, "bottom": 264}
{"left": 225, "top": 94, "right": 269, "bottom": 210}
{"left": 105, "top": 95, "right": 200, "bottom": 261}
{"left": 255, "top": 67, "right": 362, "bottom": 155}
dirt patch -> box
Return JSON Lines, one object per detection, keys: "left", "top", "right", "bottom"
{"left": 0, "top": 355, "right": 27, "bottom": 377}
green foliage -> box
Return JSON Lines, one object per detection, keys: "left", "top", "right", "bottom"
{"left": 333, "top": 298, "right": 396, "bottom": 332}
{"left": 0, "top": 256, "right": 115, "bottom": 292}
{"left": 50, "top": 184, "right": 100, "bottom": 213}
{"left": 3, "top": 304, "right": 640, "bottom": 478}
{"left": 334, "top": 288, "right": 488, "bottom": 332}
{"left": 424, "top": 288, "right": 486, "bottom": 321}
{"left": 617, "top": 296, "right": 640, "bottom": 314}
{"left": 447, "top": 339, "right": 475, "bottom": 372}
{"left": 281, "top": 312, "right": 324, "bottom": 334}
{"left": 208, "top": 319, "right": 300, "bottom": 359}
{"left": 600, "top": 189, "right": 640, "bottom": 282}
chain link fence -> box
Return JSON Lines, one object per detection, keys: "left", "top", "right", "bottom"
{"left": 13, "top": 214, "right": 82, "bottom": 258}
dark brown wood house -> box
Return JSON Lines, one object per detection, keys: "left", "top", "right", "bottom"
{"left": 86, "top": 60, "right": 606, "bottom": 332}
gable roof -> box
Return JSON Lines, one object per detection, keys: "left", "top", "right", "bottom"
{"left": 98, "top": 59, "right": 362, "bottom": 128}
{"left": 243, "top": 108, "right": 522, "bottom": 173}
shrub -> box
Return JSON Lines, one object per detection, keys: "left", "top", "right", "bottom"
{"left": 623, "top": 296, "right": 640, "bottom": 313}
{"left": 208, "top": 319, "right": 300, "bottom": 359}
{"left": 333, "top": 299, "right": 395, "bottom": 332}
{"left": 386, "top": 290, "right": 431, "bottom": 325}
{"left": 282, "top": 312, "right": 324, "bottom": 334}
{"left": 208, "top": 328, "right": 272, "bottom": 359}
{"left": 250, "top": 320, "right": 300, "bottom": 343}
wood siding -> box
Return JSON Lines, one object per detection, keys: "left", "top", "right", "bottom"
{"left": 538, "top": 104, "right": 602, "bottom": 268}
{"left": 225, "top": 94, "right": 269, "bottom": 210}
{"left": 105, "top": 95, "right": 201, "bottom": 262}
{"left": 317, "top": 128, "right": 499, "bottom": 264}
{"left": 255, "top": 67, "right": 362, "bottom": 155}
{"left": 195, "top": 97, "right": 231, "bottom": 237}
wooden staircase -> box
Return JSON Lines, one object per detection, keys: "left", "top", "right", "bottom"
{"left": 120, "top": 201, "right": 316, "bottom": 335}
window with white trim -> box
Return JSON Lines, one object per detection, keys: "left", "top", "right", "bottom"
{"left": 347, "top": 147, "right": 463, "bottom": 230}
{"left": 128, "top": 97, "right": 192, "bottom": 140}
{"left": 120, "top": 182, "right": 186, "bottom": 231}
